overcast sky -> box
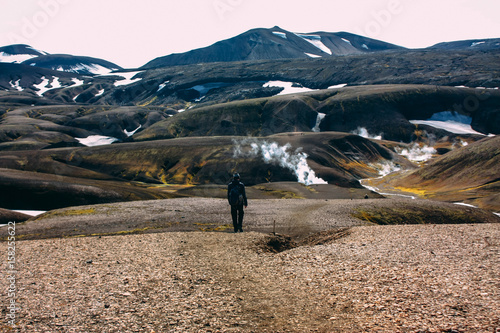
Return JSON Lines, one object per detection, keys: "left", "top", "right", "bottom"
{"left": 1, "top": 0, "right": 499, "bottom": 68}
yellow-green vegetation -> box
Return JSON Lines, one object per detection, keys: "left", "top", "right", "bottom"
{"left": 393, "top": 186, "right": 430, "bottom": 198}
{"left": 351, "top": 206, "right": 479, "bottom": 225}
{"left": 138, "top": 96, "right": 158, "bottom": 107}
{"left": 194, "top": 223, "right": 232, "bottom": 232}
{"left": 35, "top": 208, "right": 97, "bottom": 220}
{"left": 305, "top": 186, "right": 318, "bottom": 193}
{"left": 1, "top": 233, "right": 41, "bottom": 241}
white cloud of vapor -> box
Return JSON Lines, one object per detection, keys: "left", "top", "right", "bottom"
{"left": 233, "top": 139, "right": 327, "bottom": 185}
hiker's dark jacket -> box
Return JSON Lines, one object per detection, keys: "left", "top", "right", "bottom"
{"left": 227, "top": 180, "right": 248, "bottom": 206}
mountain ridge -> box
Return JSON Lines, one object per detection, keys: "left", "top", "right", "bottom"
{"left": 1, "top": 27, "right": 499, "bottom": 72}
{"left": 141, "top": 26, "right": 406, "bottom": 69}
{"left": 21, "top": 54, "right": 123, "bottom": 75}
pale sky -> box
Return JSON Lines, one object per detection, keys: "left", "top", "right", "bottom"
{"left": 1, "top": 0, "right": 499, "bottom": 68}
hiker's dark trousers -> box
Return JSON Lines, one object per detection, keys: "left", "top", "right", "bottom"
{"left": 231, "top": 205, "right": 244, "bottom": 232}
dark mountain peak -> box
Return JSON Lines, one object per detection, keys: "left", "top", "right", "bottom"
{"left": 0, "top": 44, "right": 48, "bottom": 63}
{"left": 0, "top": 44, "right": 47, "bottom": 55}
{"left": 429, "top": 38, "right": 500, "bottom": 51}
{"left": 141, "top": 27, "right": 405, "bottom": 69}
{"left": 21, "top": 54, "right": 123, "bottom": 75}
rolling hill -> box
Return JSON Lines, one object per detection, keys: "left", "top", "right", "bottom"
{"left": 0, "top": 27, "right": 498, "bottom": 213}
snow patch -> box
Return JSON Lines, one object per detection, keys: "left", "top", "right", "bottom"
{"left": 157, "top": 81, "right": 170, "bottom": 92}
{"left": 272, "top": 31, "right": 287, "bottom": 39}
{"left": 312, "top": 113, "right": 326, "bottom": 132}
{"left": 328, "top": 83, "right": 347, "bottom": 89}
{"left": 454, "top": 85, "right": 498, "bottom": 90}
{"left": 471, "top": 41, "right": 485, "bottom": 47}
{"left": 32, "top": 76, "right": 64, "bottom": 96}
{"left": 71, "top": 78, "right": 85, "bottom": 87}
{"left": 296, "top": 34, "right": 332, "bottom": 55}
{"left": 362, "top": 44, "right": 369, "bottom": 50}
{"left": 13, "top": 210, "right": 46, "bottom": 217}
{"left": 305, "top": 53, "right": 322, "bottom": 58}
{"left": 0, "top": 52, "right": 37, "bottom": 63}
{"left": 9, "top": 79, "right": 23, "bottom": 91}
{"left": 95, "top": 89, "right": 105, "bottom": 97}
{"left": 76, "top": 135, "right": 118, "bottom": 147}
{"left": 454, "top": 202, "right": 477, "bottom": 208}
{"left": 263, "top": 81, "right": 315, "bottom": 95}
{"left": 113, "top": 71, "right": 143, "bottom": 87}
{"left": 341, "top": 38, "right": 352, "bottom": 46}
{"left": 56, "top": 63, "right": 116, "bottom": 75}
{"left": 33, "top": 76, "right": 51, "bottom": 96}
{"left": 50, "top": 77, "right": 63, "bottom": 90}
{"left": 124, "top": 125, "right": 142, "bottom": 137}
{"left": 410, "top": 120, "right": 485, "bottom": 135}
{"left": 410, "top": 111, "right": 487, "bottom": 135}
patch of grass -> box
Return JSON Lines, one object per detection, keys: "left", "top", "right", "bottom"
{"left": 0, "top": 233, "right": 41, "bottom": 241}
{"left": 195, "top": 223, "right": 232, "bottom": 232}
{"left": 35, "top": 208, "right": 97, "bottom": 220}
{"left": 138, "top": 96, "right": 158, "bottom": 107}
{"left": 351, "top": 206, "right": 479, "bottom": 225}
{"left": 213, "top": 224, "right": 232, "bottom": 231}
{"left": 393, "top": 186, "right": 429, "bottom": 197}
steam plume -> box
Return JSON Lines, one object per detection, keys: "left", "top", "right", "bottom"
{"left": 395, "top": 144, "right": 436, "bottom": 163}
{"left": 233, "top": 139, "right": 327, "bottom": 185}
{"left": 352, "top": 127, "right": 383, "bottom": 140}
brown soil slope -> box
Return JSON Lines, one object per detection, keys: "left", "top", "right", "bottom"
{"left": 381, "top": 136, "right": 500, "bottom": 211}
{"left": 0, "top": 132, "right": 414, "bottom": 210}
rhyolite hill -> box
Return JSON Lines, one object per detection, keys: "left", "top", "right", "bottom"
{"left": 0, "top": 27, "right": 499, "bottom": 212}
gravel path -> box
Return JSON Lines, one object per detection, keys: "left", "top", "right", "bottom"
{"left": 1, "top": 222, "right": 499, "bottom": 332}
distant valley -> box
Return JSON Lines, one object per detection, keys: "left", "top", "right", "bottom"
{"left": 0, "top": 26, "right": 499, "bottom": 213}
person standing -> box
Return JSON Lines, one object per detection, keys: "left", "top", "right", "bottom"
{"left": 227, "top": 173, "right": 248, "bottom": 233}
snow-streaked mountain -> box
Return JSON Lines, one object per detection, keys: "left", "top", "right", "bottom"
{"left": 0, "top": 44, "right": 48, "bottom": 64}
{"left": 21, "top": 54, "right": 123, "bottom": 75}
{"left": 1, "top": 27, "right": 499, "bottom": 108}
{"left": 429, "top": 38, "right": 500, "bottom": 51}
{"left": 0, "top": 62, "right": 88, "bottom": 96}
{"left": 141, "top": 26, "right": 405, "bottom": 69}
{"left": 0, "top": 44, "right": 123, "bottom": 75}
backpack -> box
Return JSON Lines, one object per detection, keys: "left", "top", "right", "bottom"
{"left": 229, "top": 184, "right": 244, "bottom": 206}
